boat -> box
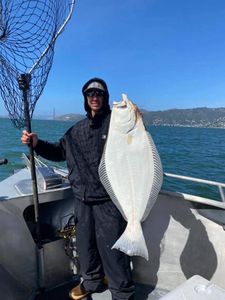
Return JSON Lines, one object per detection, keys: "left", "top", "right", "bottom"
{"left": 0, "top": 154, "right": 225, "bottom": 300}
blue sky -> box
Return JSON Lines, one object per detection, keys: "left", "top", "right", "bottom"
{"left": 1, "top": 0, "right": 225, "bottom": 117}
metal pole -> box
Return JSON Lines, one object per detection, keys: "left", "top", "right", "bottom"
{"left": 18, "top": 74, "right": 44, "bottom": 292}
{"left": 219, "top": 186, "right": 225, "bottom": 203}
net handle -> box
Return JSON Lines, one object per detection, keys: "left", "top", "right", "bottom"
{"left": 29, "top": 0, "right": 75, "bottom": 75}
{"left": 18, "top": 73, "right": 43, "bottom": 288}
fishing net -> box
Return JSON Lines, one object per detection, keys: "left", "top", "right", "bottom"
{"left": 0, "top": 0, "right": 75, "bottom": 128}
{"left": 0, "top": 1, "right": 75, "bottom": 290}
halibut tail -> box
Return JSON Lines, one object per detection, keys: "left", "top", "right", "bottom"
{"left": 112, "top": 220, "right": 149, "bottom": 260}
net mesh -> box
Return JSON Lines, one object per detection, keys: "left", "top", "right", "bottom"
{"left": 0, "top": 0, "right": 75, "bottom": 128}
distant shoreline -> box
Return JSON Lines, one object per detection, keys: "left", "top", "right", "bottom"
{"left": 1, "top": 106, "right": 225, "bottom": 128}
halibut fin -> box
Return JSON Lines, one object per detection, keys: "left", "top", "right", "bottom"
{"left": 112, "top": 220, "right": 149, "bottom": 260}
{"left": 141, "top": 131, "right": 163, "bottom": 221}
{"left": 99, "top": 146, "right": 126, "bottom": 219}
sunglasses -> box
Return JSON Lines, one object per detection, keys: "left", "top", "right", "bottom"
{"left": 86, "top": 90, "right": 105, "bottom": 97}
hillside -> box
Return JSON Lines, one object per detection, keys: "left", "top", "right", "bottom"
{"left": 55, "top": 107, "right": 225, "bottom": 128}
{"left": 142, "top": 107, "right": 225, "bottom": 127}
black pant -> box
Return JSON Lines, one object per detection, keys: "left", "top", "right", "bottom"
{"left": 75, "top": 199, "right": 135, "bottom": 300}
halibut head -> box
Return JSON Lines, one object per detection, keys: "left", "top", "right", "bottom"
{"left": 99, "top": 94, "right": 163, "bottom": 260}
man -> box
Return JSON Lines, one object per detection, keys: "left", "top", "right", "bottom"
{"left": 21, "top": 78, "right": 135, "bottom": 300}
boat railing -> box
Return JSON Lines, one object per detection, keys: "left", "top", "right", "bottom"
{"left": 164, "top": 172, "right": 225, "bottom": 203}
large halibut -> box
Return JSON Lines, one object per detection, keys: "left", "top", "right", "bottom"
{"left": 99, "top": 94, "right": 163, "bottom": 260}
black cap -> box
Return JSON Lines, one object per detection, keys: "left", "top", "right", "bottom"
{"left": 82, "top": 77, "right": 110, "bottom": 113}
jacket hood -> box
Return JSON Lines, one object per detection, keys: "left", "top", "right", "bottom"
{"left": 82, "top": 77, "right": 110, "bottom": 114}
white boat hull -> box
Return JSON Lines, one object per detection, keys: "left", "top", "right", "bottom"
{"left": 1, "top": 167, "right": 225, "bottom": 299}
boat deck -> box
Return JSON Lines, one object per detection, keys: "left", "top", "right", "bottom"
{"left": 35, "top": 280, "right": 168, "bottom": 300}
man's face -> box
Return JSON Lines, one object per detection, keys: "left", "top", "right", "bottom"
{"left": 86, "top": 89, "right": 105, "bottom": 116}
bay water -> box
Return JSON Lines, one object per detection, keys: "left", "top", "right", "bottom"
{"left": 1, "top": 118, "right": 225, "bottom": 201}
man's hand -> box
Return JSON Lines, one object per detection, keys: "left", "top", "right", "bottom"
{"left": 21, "top": 130, "right": 38, "bottom": 148}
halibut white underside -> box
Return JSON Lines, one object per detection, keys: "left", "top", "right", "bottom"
{"left": 99, "top": 94, "right": 163, "bottom": 260}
